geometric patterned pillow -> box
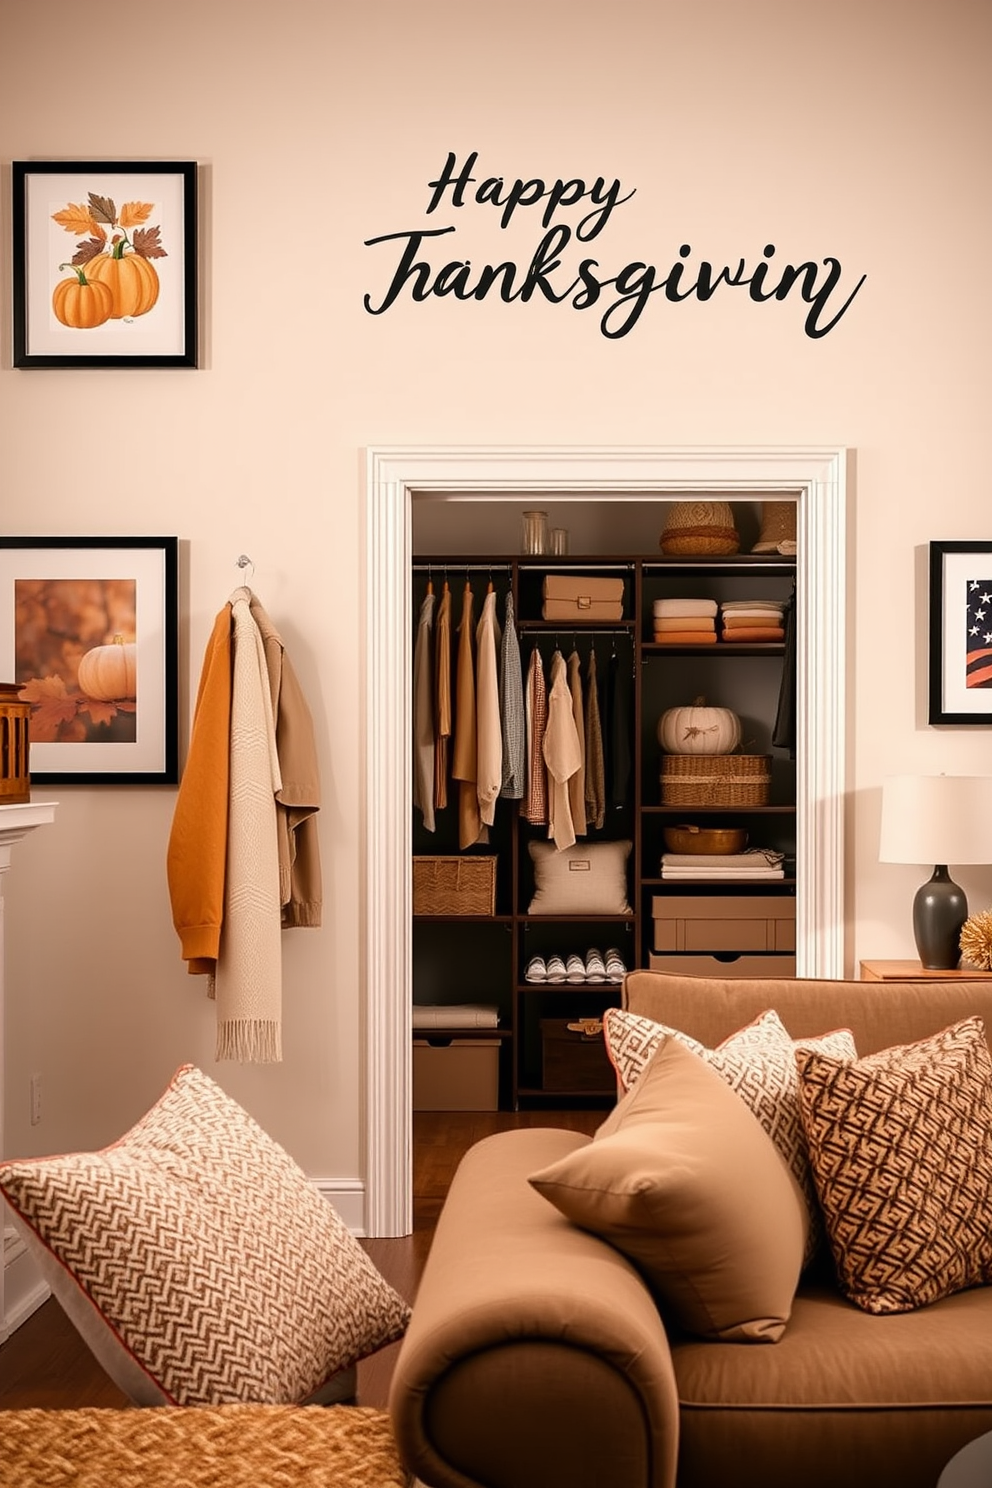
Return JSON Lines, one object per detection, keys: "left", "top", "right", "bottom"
{"left": 0, "top": 1065, "right": 411, "bottom": 1405}
{"left": 603, "top": 1007, "right": 857, "bottom": 1265}
{"left": 795, "top": 1017, "right": 992, "bottom": 1314}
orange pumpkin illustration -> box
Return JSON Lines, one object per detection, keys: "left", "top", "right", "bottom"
{"left": 52, "top": 264, "right": 114, "bottom": 328}
{"left": 86, "top": 242, "right": 160, "bottom": 319}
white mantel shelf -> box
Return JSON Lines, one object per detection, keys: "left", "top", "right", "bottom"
{"left": 1, "top": 797, "right": 57, "bottom": 1343}
{"left": 0, "top": 799, "right": 58, "bottom": 853}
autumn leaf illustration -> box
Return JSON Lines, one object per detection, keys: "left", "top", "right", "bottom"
{"left": 132, "top": 225, "right": 167, "bottom": 259}
{"left": 71, "top": 234, "right": 108, "bottom": 267}
{"left": 17, "top": 675, "right": 80, "bottom": 741}
{"left": 119, "top": 200, "right": 154, "bottom": 228}
{"left": 87, "top": 193, "right": 118, "bottom": 226}
{"left": 78, "top": 698, "right": 119, "bottom": 727}
{"left": 52, "top": 203, "right": 100, "bottom": 237}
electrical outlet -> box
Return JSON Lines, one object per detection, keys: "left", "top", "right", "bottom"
{"left": 30, "top": 1073, "right": 41, "bottom": 1126}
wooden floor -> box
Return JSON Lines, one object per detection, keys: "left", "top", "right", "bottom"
{"left": 0, "top": 1109, "right": 601, "bottom": 1412}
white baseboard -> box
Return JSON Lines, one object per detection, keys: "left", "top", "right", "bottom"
{"left": 2, "top": 1224, "right": 50, "bottom": 1344}
{"left": 317, "top": 1179, "right": 366, "bottom": 1235}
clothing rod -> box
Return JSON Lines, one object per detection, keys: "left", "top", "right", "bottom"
{"left": 411, "top": 563, "right": 512, "bottom": 573}
{"left": 518, "top": 628, "right": 634, "bottom": 638}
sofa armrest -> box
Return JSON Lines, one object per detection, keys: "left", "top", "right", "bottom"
{"left": 389, "top": 1128, "right": 680, "bottom": 1488}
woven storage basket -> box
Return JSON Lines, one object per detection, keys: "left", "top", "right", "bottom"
{"left": 659, "top": 500, "right": 740, "bottom": 556}
{"left": 660, "top": 754, "right": 771, "bottom": 807}
{"left": 413, "top": 855, "right": 497, "bottom": 915}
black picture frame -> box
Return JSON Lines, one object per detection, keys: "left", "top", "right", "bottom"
{"left": 12, "top": 161, "right": 197, "bottom": 368}
{"left": 928, "top": 540, "right": 992, "bottom": 725}
{"left": 0, "top": 536, "right": 179, "bottom": 784}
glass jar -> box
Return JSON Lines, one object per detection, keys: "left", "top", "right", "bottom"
{"left": 521, "top": 510, "right": 550, "bottom": 555}
{"left": 550, "top": 527, "right": 569, "bottom": 556}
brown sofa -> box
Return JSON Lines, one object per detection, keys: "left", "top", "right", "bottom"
{"left": 389, "top": 972, "right": 992, "bottom": 1488}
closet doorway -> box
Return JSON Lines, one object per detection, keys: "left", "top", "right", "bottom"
{"left": 364, "top": 446, "right": 848, "bottom": 1236}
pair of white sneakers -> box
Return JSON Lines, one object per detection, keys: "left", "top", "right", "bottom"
{"left": 525, "top": 948, "right": 627, "bottom": 985}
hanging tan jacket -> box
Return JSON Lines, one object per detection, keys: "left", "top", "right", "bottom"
{"left": 543, "top": 649, "right": 583, "bottom": 852}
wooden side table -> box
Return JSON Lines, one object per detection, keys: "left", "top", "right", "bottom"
{"left": 860, "top": 959, "right": 992, "bottom": 982}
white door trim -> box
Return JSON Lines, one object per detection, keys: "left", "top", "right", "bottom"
{"left": 363, "top": 445, "right": 847, "bottom": 1236}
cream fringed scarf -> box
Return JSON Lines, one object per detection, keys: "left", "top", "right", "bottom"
{"left": 215, "top": 590, "right": 284, "bottom": 1062}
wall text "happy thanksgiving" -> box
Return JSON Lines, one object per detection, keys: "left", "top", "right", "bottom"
{"left": 363, "top": 151, "right": 867, "bottom": 341}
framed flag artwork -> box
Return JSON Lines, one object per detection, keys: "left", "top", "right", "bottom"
{"left": 929, "top": 540, "right": 992, "bottom": 724}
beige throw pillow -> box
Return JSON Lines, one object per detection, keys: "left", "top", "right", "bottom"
{"left": 528, "top": 839, "right": 632, "bottom": 915}
{"left": 796, "top": 1017, "right": 992, "bottom": 1314}
{"left": 603, "top": 1006, "right": 857, "bottom": 1264}
{"left": 0, "top": 1064, "right": 411, "bottom": 1405}
{"left": 529, "top": 1037, "right": 808, "bottom": 1342}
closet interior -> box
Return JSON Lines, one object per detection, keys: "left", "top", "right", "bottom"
{"left": 411, "top": 496, "right": 798, "bottom": 1111}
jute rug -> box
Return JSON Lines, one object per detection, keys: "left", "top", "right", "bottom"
{"left": 0, "top": 1404, "right": 411, "bottom": 1487}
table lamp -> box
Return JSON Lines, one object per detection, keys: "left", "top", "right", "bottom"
{"left": 879, "top": 774, "right": 992, "bottom": 970}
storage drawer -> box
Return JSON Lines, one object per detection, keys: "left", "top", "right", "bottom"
{"left": 651, "top": 894, "right": 795, "bottom": 954}
{"left": 540, "top": 1018, "right": 613, "bottom": 1093}
{"left": 413, "top": 1039, "right": 500, "bottom": 1110}
{"left": 648, "top": 953, "right": 797, "bottom": 977}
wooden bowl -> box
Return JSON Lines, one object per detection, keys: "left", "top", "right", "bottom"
{"left": 663, "top": 824, "right": 748, "bottom": 855}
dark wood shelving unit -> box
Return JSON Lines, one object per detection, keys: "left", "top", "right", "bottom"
{"left": 413, "top": 544, "right": 797, "bottom": 1108}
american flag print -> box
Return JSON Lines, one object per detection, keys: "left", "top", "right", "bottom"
{"left": 966, "top": 579, "right": 992, "bottom": 688}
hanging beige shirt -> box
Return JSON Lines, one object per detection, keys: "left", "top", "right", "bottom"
{"left": 452, "top": 582, "right": 486, "bottom": 849}
{"left": 543, "top": 649, "right": 583, "bottom": 851}
{"left": 475, "top": 587, "right": 503, "bottom": 827}
{"left": 566, "top": 649, "right": 587, "bottom": 838}
{"left": 433, "top": 582, "right": 452, "bottom": 811}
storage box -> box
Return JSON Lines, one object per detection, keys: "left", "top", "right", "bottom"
{"left": 413, "top": 855, "right": 497, "bottom": 916}
{"left": 651, "top": 894, "right": 796, "bottom": 954}
{"left": 413, "top": 1039, "right": 500, "bottom": 1110}
{"left": 659, "top": 754, "right": 771, "bottom": 807}
{"left": 541, "top": 575, "right": 624, "bottom": 623}
{"left": 540, "top": 1018, "right": 614, "bottom": 1094}
{"left": 647, "top": 953, "right": 797, "bottom": 977}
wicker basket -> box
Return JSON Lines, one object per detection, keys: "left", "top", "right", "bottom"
{"left": 413, "top": 855, "right": 497, "bottom": 916}
{"left": 0, "top": 684, "right": 30, "bottom": 805}
{"left": 660, "top": 754, "right": 771, "bottom": 807}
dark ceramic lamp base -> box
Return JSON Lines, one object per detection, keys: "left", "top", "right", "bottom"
{"left": 913, "top": 866, "right": 968, "bottom": 971}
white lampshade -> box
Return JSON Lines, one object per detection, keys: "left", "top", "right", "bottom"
{"left": 879, "top": 774, "right": 992, "bottom": 866}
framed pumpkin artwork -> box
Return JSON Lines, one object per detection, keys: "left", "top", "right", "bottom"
{"left": 0, "top": 537, "right": 179, "bottom": 784}
{"left": 12, "top": 161, "right": 197, "bottom": 368}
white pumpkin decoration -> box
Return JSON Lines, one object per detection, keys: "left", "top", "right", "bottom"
{"left": 657, "top": 696, "right": 742, "bottom": 756}
{"left": 77, "top": 635, "right": 137, "bottom": 701}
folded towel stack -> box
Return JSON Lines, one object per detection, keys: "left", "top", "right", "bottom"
{"left": 660, "top": 848, "right": 785, "bottom": 880}
{"left": 652, "top": 597, "right": 718, "bottom": 645}
{"left": 719, "top": 598, "right": 786, "bottom": 643}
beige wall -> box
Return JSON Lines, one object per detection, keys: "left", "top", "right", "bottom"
{"left": 2, "top": 0, "right": 991, "bottom": 1202}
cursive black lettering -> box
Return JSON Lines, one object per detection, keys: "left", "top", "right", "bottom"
{"left": 424, "top": 152, "right": 478, "bottom": 215}
{"left": 362, "top": 226, "right": 458, "bottom": 313}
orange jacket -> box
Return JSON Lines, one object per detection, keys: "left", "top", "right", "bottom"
{"left": 166, "top": 605, "right": 232, "bottom": 975}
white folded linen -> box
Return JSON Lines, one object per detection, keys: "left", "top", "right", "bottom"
{"left": 653, "top": 598, "right": 719, "bottom": 617}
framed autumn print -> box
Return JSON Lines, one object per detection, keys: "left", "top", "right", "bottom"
{"left": 12, "top": 161, "right": 197, "bottom": 368}
{"left": 0, "top": 537, "right": 179, "bottom": 784}
{"left": 929, "top": 540, "right": 992, "bottom": 724}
